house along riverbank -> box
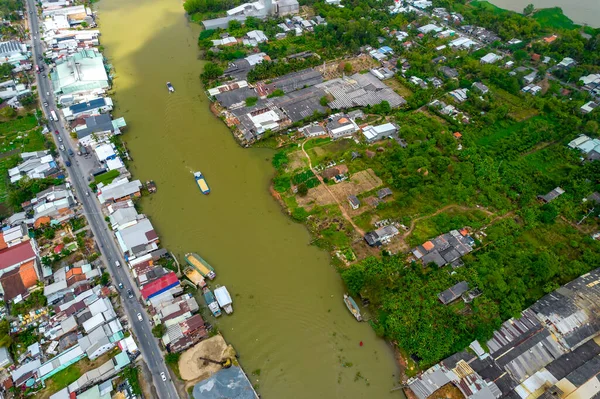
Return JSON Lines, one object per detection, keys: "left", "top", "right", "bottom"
{"left": 95, "top": 0, "right": 402, "bottom": 397}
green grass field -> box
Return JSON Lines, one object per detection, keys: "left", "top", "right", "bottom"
{"left": 0, "top": 114, "right": 38, "bottom": 136}
{"left": 533, "top": 7, "right": 578, "bottom": 30}
{"left": 469, "top": 1, "right": 510, "bottom": 15}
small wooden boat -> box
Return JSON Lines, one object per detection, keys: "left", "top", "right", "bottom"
{"left": 344, "top": 294, "right": 362, "bottom": 321}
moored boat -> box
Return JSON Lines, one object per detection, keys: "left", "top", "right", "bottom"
{"left": 344, "top": 294, "right": 362, "bottom": 321}
{"left": 214, "top": 286, "right": 233, "bottom": 314}
{"left": 202, "top": 287, "right": 222, "bottom": 317}
{"left": 167, "top": 81, "right": 175, "bottom": 93}
{"left": 185, "top": 253, "right": 216, "bottom": 280}
{"left": 194, "top": 171, "right": 210, "bottom": 194}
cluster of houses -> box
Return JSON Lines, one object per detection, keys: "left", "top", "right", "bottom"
{"left": 210, "top": 67, "right": 405, "bottom": 144}
{"left": 410, "top": 228, "right": 475, "bottom": 268}
{"left": 568, "top": 134, "right": 600, "bottom": 162}
{"left": 407, "top": 267, "right": 600, "bottom": 399}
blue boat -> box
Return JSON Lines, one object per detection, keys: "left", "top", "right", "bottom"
{"left": 203, "top": 288, "right": 222, "bottom": 317}
{"left": 194, "top": 171, "right": 210, "bottom": 194}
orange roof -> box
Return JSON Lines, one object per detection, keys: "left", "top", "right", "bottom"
{"left": 423, "top": 241, "right": 434, "bottom": 251}
{"left": 460, "top": 228, "right": 468, "bottom": 236}
{"left": 338, "top": 117, "right": 349, "bottom": 124}
{"left": 453, "top": 132, "right": 462, "bottom": 138}
{"left": 19, "top": 260, "right": 38, "bottom": 289}
{"left": 543, "top": 35, "right": 557, "bottom": 43}
{"left": 0, "top": 233, "right": 7, "bottom": 251}
{"left": 66, "top": 267, "right": 83, "bottom": 279}
{"left": 34, "top": 216, "right": 51, "bottom": 229}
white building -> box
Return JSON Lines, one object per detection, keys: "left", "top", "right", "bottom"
{"left": 362, "top": 123, "right": 398, "bottom": 143}
{"left": 480, "top": 53, "right": 501, "bottom": 64}
{"left": 327, "top": 114, "right": 359, "bottom": 139}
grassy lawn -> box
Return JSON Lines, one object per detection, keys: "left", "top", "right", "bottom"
{"left": 0, "top": 114, "right": 38, "bottom": 136}
{"left": 469, "top": 0, "right": 509, "bottom": 15}
{"left": 519, "top": 145, "right": 578, "bottom": 181}
{"left": 533, "top": 7, "right": 578, "bottom": 30}
{"left": 94, "top": 169, "right": 120, "bottom": 186}
{"left": 493, "top": 88, "right": 538, "bottom": 121}
{"left": 477, "top": 116, "right": 549, "bottom": 148}
{"left": 408, "top": 208, "right": 491, "bottom": 247}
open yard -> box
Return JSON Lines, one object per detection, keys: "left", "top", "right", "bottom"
{"left": 297, "top": 169, "right": 382, "bottom": 207}
{"left": 493, "top": 88, "right": 538, "bottom": 121}
{"left": 384, "top": 78, "right": 414, "bottom": 98}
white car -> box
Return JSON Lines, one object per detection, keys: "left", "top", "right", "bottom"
{"left": 59, "top": 144, "right": 65, "bottom": 151}
{"left": 137, "top": 313, "right": 143, "bottom": 322}
{"left": 161, "top": 372, "right": 167, "bottom": 382}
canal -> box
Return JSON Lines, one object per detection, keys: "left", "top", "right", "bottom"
{"left": 97, "top": 0, "right": 402, "bottom": 397}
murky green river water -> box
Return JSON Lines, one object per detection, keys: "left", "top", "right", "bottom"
{"left": 97, "top": 0, "right": 402, "bottom": 397}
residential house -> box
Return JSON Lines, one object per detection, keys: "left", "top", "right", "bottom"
{"left": 523, "top": 71, "right": 537, "bottom": 84}
{"left": 74, "top": 114, "right": 127, "bottom": 145}
{"left": 581, "top": 101, "right": 598, "bottom": 114}
{"left": 50, "top": 50, "right": 109, "bottom": 95}
{"left": 140, "top": 271, "right": 180, "bottom": 300}
{"left": 472, "top": 82, "right": 489, "bottom": 95}
{"left": 409, "top": 76, "right": 428, "bottom": 89}
{"left": 522, "top": 84, "right": 542, "bottom": 95}
{"left": 300, "top": 123, "right": 326, "bottom": 138}
{"left": 364, "top": 225, "right": 400, "bottom": 247}
{"left": 243, "top": 30, "right": 268, "bottom": 46}
{"left": 348, "top": 195, "right": 360, "bottom": 210}
{"left": 0, "top": 347, "right": 12, "bottom": 369}
{"left": 0, "top": 240, "right": 39, "bottom": 299}
{"left": 480, "top": 53, "right": 501, "bottom": 64}
{"left": 362, "top": 123, "right": 398, "bottom": 143}
{"left": 8, "top": 151, "right": 58, "bottom": 184}
{"left": 440, "top": 66, "right": 459, "bottom": 79}
{"left": 557, "top": 57, "right": 576, "bottom": 69}
{"left": 162, "top": 314, "right": 207, "bottom": 353}
{"left": 449, "top": 88, "right": 468, "bottom": 103}
{"left": 327, "top": 114, "right": 359, "bottom": 139}
{"left": 438, "top": 281, "right": 469, "bottom": 305}
{"left": 538, "top": 187, "right": 564, "bottom": 203}
{"left": 62, "top": 97, "right": 113, "bottom": 121}
{"left": 377, "top": 188, "right": 393, "bottom": 200}
{"left": 97, "top": 178, "right": 142, "bottom": 204}
{"left": 418, "top": 24, "right": 442, "bottom": 34}
{"left": 115, "top": 217, "right": 159, "bottom": 259}
{"left": 0, "top": 79, "right": 32, "bottom": 102}
{"left": 0, "top": 41, "right": 29, "bottom": 67}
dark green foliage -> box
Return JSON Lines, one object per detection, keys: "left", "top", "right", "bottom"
{"left": 245, "top": 97, "right": 258, "bottom": 107}
{"left": 267, "top": 89, "right": 285, "bottom": 98}
{"left": 201, "top": 62, "right": 223, "bottom": 81}
{"left": 10, "top": 291, "right": 47, "bottom": 317}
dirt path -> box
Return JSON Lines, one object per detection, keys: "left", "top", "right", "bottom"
{"left": 301, "top": 139, "right": 365, "bottom": 236}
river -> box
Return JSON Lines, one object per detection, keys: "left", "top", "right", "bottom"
{"left": 96, "top": 0, "right": 401, "bottom": 397}
{"left": 488, "top": 0, "right": 600, "bottom": 28}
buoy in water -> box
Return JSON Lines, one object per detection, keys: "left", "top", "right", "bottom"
{"left": 359, "top": 341, "right": 363, "bottom": 347}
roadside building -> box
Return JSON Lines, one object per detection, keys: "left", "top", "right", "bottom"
{"left": 50, "top": 50, "right": 109, "bottom": 95}
{"left": 362, "top": 123, "right": 398, "bottom": 143}
{"left": 0, "top": 347, "right": 12, "bottom": 369}
{"left": 300, "top": 123, "right": 326, "bottom": 138}
{"left": 115, "top": 217, "right": 159, "bottom": 259}
{"left": 74, "top": 114, "right": 127, "bottom": 145}
{"left": 97, "top": 178, "right": 142, "bottom": 204}
{"left": 411, "top": 229, "right": 474, "bottom": 267}
{"left": 0, "top": 41, "right": 29, "bottom": 67}
{"left": 581, "top": 101, "right": 598, "bottom": 114}
{"left": 62, "top": 97, "right": 113, "bottom": 121}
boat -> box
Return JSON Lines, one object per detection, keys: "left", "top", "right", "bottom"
{"left": 194, "top": 171, "right": 210, "bottom": 194}
{"left": 344, "top": 294, "right": 362, "bottom": 321}
{"left": 214, "top": 286, "right": 233, "bottom": 314}
{"left": 167, "top": 82, "right": 175, "bottom": 93}
{"left": 202, "top": 287, "right": 222, "bottom": 317}
{"left": 185, "top": 253, "right": 216, "bottom": 280}
{"left": 145, "top": 180, "right": 157, "bottom": 193}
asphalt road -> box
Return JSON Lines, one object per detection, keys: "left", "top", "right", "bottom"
{"left": 24, "top": 4, "right": 179, "bottom": 398}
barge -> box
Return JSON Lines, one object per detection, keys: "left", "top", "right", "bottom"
{"left": 185, "top": 252, "right": 216, "bottom": 280}
{"left": 194, "top": 171, "right": 210, "bottom": 194}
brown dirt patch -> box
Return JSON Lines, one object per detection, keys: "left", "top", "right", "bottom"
{"left": 287, "top": 150, "right": 308, "bottom": 171}
{"left": 178, "top": 335, "right": 237, "bottom": 387}
{"left": 384, "top": 78, "right": 414, "bottom": 98}
{"left": 315, "top": 55, "right": 380, "bottom": 80}
{"left": 297, "top": 169, "right": 382, "bottom": 208}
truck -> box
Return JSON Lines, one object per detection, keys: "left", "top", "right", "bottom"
{"left": 50, "top": 110, "right": 58, "bottom": 122}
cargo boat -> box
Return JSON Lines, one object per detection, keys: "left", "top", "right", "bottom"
{"left": 344, "top": 294, "right": 362, "bottom": 321}
{"left": 185, "top": 252, "right": 216, "bottom": 280}
{"left": 202, "top": 287, "right": 221, "bottom": 317}
{"left": 214, "top": 286, "right": 233, "bottom": 314}
{"left": 167, "top": 82, "right": 174, "bottom": 93}
{"left": 194, "top": 171, "right": 210, "bottom": 194}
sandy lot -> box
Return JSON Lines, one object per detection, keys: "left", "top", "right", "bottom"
{"left": 178, "top": 335, "right": 237, "bottom": 383}
{"left": 297, "top": 169, "right": 383, "bottom": 208}
{"left": 287, "top": 150, "right": 308, "bottom": 171}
